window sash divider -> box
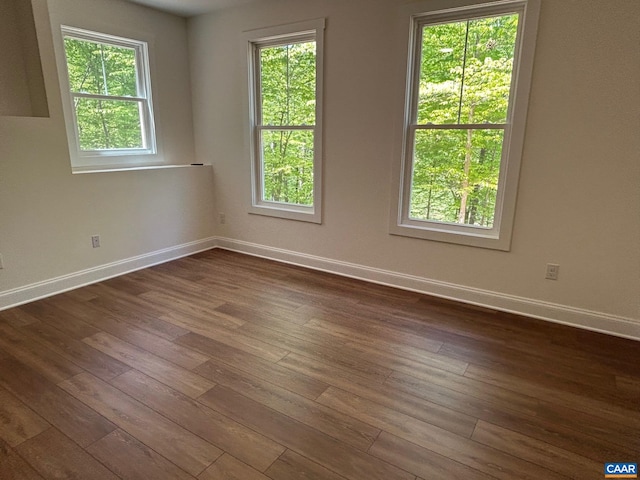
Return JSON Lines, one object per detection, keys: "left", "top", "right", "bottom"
{"left": 71, "top": 92, "right": 146, "bottom": 103}
{"left": 412, "top": 123, "right": 508, "bottom": 130}
{"left": 78, "top": 146, "right": 151, "bottom": 155}
{"left": 257, "top": 125, "right": 315, "bottom": 131}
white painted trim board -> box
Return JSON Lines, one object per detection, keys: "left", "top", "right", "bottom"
{"left": 215, "top": 237, "right": 640, "bottom": 342}
{"left": 1, "top": 235, "right": 637, "bottom": 342}
{"left": 0, "top": 237, "right": 217, "bottom": 311}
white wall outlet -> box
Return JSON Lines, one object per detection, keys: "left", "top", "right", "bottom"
{"left": 219, "top": 213, "right": 226, "bottom": 224}
{"left": 545, "top": 263, "right": 559, "bottom": 280}
{"left": 91, "top": 235, "right": 101, "bottom": 248}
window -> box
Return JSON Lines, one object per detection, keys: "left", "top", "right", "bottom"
{"left": 391, "top": 0, "right": 539, "bottom": 250}
{"left": 246, "top": 19, "right": 325, "bottom": 223}
{"left": 59, "top": 27, "right": 156, "bottom": 171}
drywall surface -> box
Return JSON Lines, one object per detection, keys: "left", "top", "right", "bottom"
{"left": 0, "top": 0, "right": 48, "bottom": 117}
{"left": 189, "top": 0, "right": 639, "bottom": 325}
{"left": 0, "top": 0, "right": 215, "bottom": 299}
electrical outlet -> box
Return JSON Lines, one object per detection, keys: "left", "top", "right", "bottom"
{"left": 545, "top": 263, "right": 559, "bottom": 280}
{"left": 219, "top": 213, "right": 226, "bottom": 224}
{"left": 91, "top": 235, "right": 101, "bottom": 248}
{"left": 0, "top": 254, "right": 4, "bottom": 269}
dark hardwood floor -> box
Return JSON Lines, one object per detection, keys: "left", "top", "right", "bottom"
{"left": 0, "top": 249, "right": 638, "bottom": 480}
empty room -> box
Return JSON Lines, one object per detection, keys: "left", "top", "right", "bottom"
{"left": 0, "top": 0, "right": 638, "bottom": 478}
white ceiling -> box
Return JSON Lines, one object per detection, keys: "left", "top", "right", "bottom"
{"left": 125, "top": 0, "right": 262, "bottom": 17}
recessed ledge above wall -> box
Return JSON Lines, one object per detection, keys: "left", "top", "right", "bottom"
{"left": 0, "top": 0, "right": 49, "bottom": 118}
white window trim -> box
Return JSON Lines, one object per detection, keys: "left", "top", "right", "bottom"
{"left": 57, "top": 26, "right": 159, "bottom": 173}
{"left": 389, "top": 0, "right": 540, "bottom": 250}
{"left": 244, "top": 19, "right": 325, "bottom": 224}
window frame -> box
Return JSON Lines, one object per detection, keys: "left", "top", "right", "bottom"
{"left": 245, "top": 19, "right": 325, "bottom": 224}
{"left": 390, "top": 0, "right": 540, "bottom": 250}
{"left": 58, "top": 26, "right": 158, "bottom": 172}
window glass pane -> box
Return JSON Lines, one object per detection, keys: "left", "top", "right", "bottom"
{"left": 74, "top": 98, "right": 143, "bottom": 150}
{"left": 64, "top": 37, "right": 138, "bottom": 97}
{"left": 418, "top": 13, "right": 518, "bottom": 125}
{"left": 261, "top": 129, "right": 314, "bottom": 206}
{"left": 409, "top": 128, "right": 504, "bottom": 227}
{"left": 460, "top": 14, "right": 518, "bottom": 124}
{"left": 260, "top": 41, "right": 316, "bottom": 126}
{"left": 418, "top": 22, "right": 466, "bottom": 124}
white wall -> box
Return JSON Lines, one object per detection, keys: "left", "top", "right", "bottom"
{"left": 0, "top": 0, "right": 215, "bottom": 304}
{"left": 189, "top": 0, "right": 640, "bottom": 336}
{"left": 1, "top": 0, "right": 637, "bottom": 339}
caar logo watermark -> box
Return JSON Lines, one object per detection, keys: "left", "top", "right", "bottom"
{"left": 605, "top": 463, "right": 637, "bottom": 479}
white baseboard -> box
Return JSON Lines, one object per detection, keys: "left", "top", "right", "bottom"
{"left": 215, "top": 237, "right": 640, "bottom": 342}
{"left": 2, "top": 235, "right": 638, "bottom": 341}
{"left": 0, "top": 237, "right": 217, "bottom": 311}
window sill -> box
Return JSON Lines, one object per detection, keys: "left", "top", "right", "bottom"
{"left": 71, "top": 164, "right": 211, "bottom": 174}
{"left": 249, "top": 204, "right": 321, "bottom": 224}
{"left": 389, "top": 222, "right": 511, "bottom": 251}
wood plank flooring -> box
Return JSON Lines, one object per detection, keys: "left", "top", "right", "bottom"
{"left": 0, "top": 249, "right": 638, "bottom": 480}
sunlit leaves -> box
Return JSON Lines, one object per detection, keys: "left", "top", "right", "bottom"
{"left": 417, "top": 14, "right": 517, "bottom": 125}
{"left": 410, "top": 129, "right": 504, "bottom": 227}
{"left": 64, "top": 38, "right": 137, "bottom": 97}
{"left": 418, "top": 21, "right": 466, "bottom": 124}
{"left": 74, "top": 99, "right": 143, "bottom": 150}
{"left": 410, "top": 13, "right": 519, "bottom": 227}
{"left": 260, "top": 41, "right": 316, "bottom": 126}
{"left": 63, "top": 35, "right": 145, "bottom": 152}
{"left": 258, "top": 40, "right": 316, "bottom": 206}
{"left": 261, "top": 129, "right": 314, "bottom": 205}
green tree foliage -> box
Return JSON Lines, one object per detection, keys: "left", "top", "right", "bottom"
{"left": 410, "top": 14, "right": 518, "bottom": 227}
{"left": 64, "top": 37, "right": 143, "bottom": 151}
{"left": 259, "top": 41, "right": 316, "bottom": 206}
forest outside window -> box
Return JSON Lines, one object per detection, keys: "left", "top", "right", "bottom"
{"left": 391, "top": 0, "right": 539, "bottom": 250}
{"left": 60, "top": 27, "right": 157, "bottom": 171}
{"left": 246, "top": 19, "right": 324, "bottom": 223}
